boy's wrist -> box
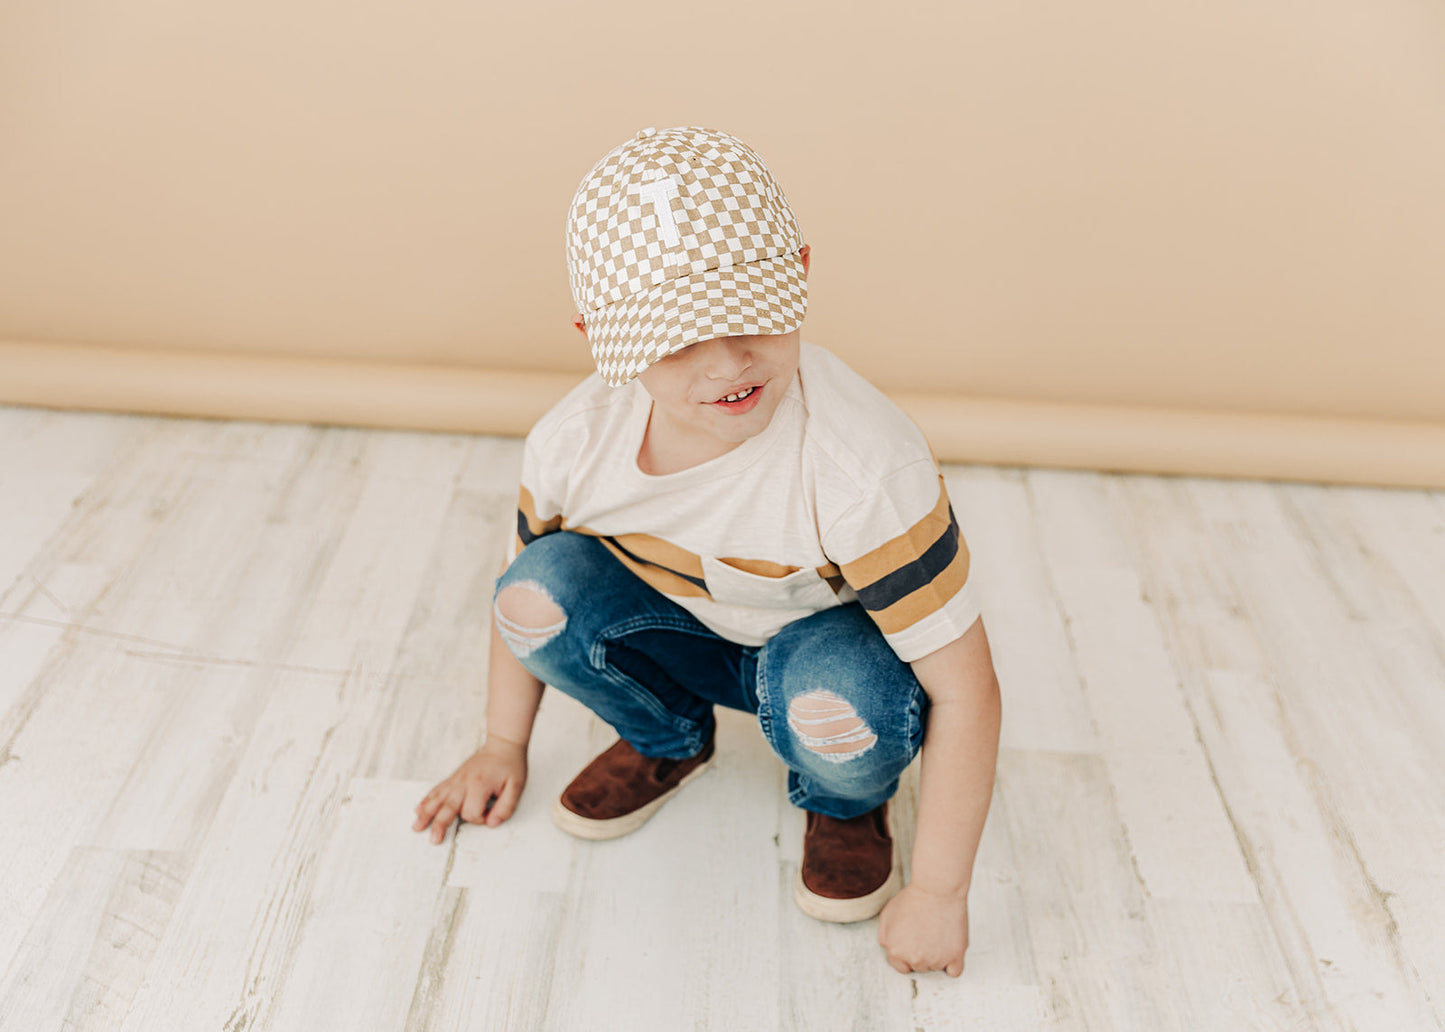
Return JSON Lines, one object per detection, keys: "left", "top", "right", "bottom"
{"left": 483, "top": 732, "right": 529, "bottom": 755}
{"left": 902, "top": 873, "right": 970, "bottom": 904}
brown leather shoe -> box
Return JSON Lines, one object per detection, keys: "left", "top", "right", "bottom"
{"left": 794, "top": 804, "right": 902, "bottom": 923}
{"left": 552, "top": 733, "right": 715, "bottom": 840}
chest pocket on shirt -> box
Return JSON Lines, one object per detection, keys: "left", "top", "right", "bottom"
{"left": 702, "top": 557, "right": 840, "bottom": 611}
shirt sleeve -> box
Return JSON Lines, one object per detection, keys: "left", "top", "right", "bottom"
{"left": 821, "top": 460, "right": 982, "bottom": 662}
{"left": 507, "top": 425, "right": 566, "bottom": 564}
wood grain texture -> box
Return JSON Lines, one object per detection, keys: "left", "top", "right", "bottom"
{"left": 2, "top": 403, "right": 1443, "bottom": 1031}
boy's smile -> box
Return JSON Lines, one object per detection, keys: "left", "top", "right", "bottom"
{"left": 633, "top": 329, "right": 802, "bottom": 473}
{"left": 569, "top": 244, "right": 812, "bottom": 475}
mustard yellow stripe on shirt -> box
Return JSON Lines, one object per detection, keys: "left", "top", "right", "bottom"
{"left": 838, "top": 477, "right": 953, "bottom": 590}
{"left": 606, "top": 531, "right": 707, "bottom": 581}
{"left": 516, "top": 485, "right": 563, "bottom": 550}
{"left": 716, "top": 557, "right": 803, "bottom": 578}
{"left": 513, "top": 505, "right": 711, "bottom": 599}
{"left": 595, "top": 536, "right": 711, "bottom": 598}
{"left": 867, "top": 542, "right": 972, "bottom": 635}
{"left": 814, "top": 562, "right": 847, "bottom": 595}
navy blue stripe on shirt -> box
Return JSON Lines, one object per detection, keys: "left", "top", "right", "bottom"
{"left": 852, "top": 507, "right": 961, "bottom": 613}
{"left": 517, "top": 509, "right": 543, "bottom": 546}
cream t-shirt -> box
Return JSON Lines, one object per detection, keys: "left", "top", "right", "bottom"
{"left": 511, "top": 342, "right": 981, "bottom": 663}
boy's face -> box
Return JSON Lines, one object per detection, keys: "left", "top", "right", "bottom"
{"left": 571, "top": 243, "right": 812, "bottom": 459}
{"left": 635, "top": 329, "right": 803, "bottom": 449}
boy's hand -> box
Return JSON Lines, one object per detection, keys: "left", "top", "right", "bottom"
{"left": 412, "top": 737, "right": 528, "bottom": 844}
{"left": 877, "top": 883, "right": 969, "bottom": 977}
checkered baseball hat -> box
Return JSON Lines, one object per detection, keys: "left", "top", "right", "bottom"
{"left": 566, "top": 126, "right": 808, "bottom": 386}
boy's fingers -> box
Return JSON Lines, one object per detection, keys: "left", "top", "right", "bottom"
{"left": 486, "top": 781, "right": 523, "bottom": 826}
{"left": 945, "top": 960, "right": 964, "bottom": 977}
{"left": 415, "top": 783, "right": 451, "bottom": 817}
{"left": 429, "top": 791, "right": 462, "bottom": 842}
{"left": 412, "top": 793, "right": 443, "bottom": 830}
{"left": 460, "top": 787, "right": 494, "bottom": 824}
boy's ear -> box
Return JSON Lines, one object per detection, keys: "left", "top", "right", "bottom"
{"left": 572, "top": 313, "right": 588, "bottom": 339}
{"left": 799, "top": 244, "right": 811, "bottom": 280}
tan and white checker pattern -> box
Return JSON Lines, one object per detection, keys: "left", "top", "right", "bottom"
{"left": 566, "top": 126, "right": 808, "bottom": 386}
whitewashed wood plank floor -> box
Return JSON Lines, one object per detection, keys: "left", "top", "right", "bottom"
{"left": 1, "top": 402, "right": 1442, "bottom": 1032}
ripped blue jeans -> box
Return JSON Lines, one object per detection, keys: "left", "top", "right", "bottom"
{"left": 494, "top": 532, "right": 929, "bottom": 818}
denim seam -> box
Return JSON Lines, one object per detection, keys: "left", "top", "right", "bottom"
{"left": 908, "top": 681, "right": 929, "bottom": 753}
{"left": 753, "top": 652, "right": 774, "bottom": 743}
{"left": 597, "top": 614, "right": 718, "bottom": 640}
{"left": 588, "top": 617, "right": 725, "bottom": 738}
{"left": 595, "top": 665, "right": 699, "bottom": 738}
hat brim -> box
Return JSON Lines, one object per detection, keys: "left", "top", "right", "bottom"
{"left": 585, "top": 252, "right": 809, "bottom": 387}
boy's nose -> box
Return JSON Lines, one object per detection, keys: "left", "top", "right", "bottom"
{"left": 699, "top": 336, "right": 752, "bottom": 379}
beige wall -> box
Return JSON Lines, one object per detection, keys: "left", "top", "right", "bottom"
{"left": 3, "top": 1, "right": 1443, "bottom": 485}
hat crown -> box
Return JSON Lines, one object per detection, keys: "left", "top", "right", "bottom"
{"left": 565, "top": 127, "right": 809, "bottom": 386}
{"left": 565, "top": 127, "right": 803, "bottom": 318}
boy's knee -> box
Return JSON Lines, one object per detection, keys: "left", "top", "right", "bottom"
{"left": 786, "top": 690, "right": 878, "bottom": 761}
{"left": 495, "top": 581, "right": 568, "bottom": 657}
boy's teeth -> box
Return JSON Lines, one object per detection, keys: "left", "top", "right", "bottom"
{"left": 722, "top": 387, "right": 755, "bottom": 402}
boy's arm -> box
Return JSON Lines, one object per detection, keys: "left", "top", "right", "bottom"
{"left": 483, "top": 482, "right": 557, "bottom": 756}
{"left": 482, "top": 606, "right": 547, "bottom": 750}
{"left": 414, "top": 405, "right": 577, "bottom": 841}
{"left": 878, "top": 617, "right": 1001, "bottom": 976}
{"left": 413, "top": 590, "right": 546, "bottom": 843}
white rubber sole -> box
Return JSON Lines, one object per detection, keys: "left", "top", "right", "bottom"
{"left": 793, "top": 855, "right": 903, "bottom": 924}
{"left": 551, "top": 758, "right": 713, "bottom": 841}
{"left": 793, "top": 807, "right": 903, "bottom": 923}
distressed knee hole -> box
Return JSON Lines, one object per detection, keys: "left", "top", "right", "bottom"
{"left": 495, "top": 582, "right": 567, "bottom": 657}
{"left": 786, "top": 689, "right": 878, "bottom": 762}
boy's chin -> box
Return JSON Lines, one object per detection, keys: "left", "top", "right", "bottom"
{"left": 708, "top": 409, "right": 774, "bottom": 442}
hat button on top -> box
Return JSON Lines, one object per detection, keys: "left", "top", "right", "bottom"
{"left": 638, "top": 127, "right": 657, "bottom": 138}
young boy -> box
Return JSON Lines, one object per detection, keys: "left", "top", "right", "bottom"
{"left": 412, "top": 127, "right": 1002, "bottom": 977}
